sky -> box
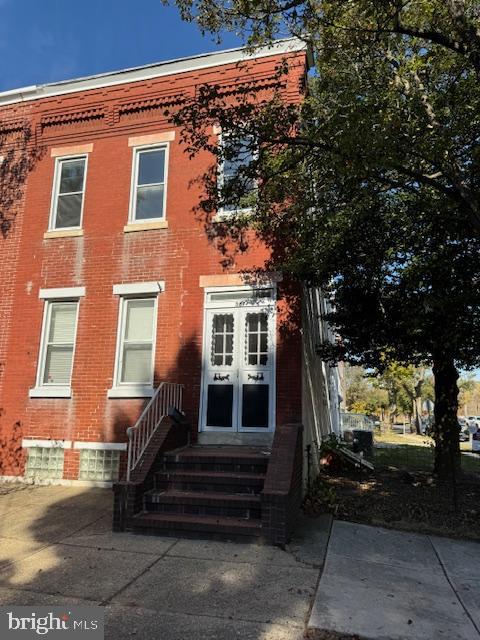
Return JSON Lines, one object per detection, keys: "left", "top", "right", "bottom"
{"left": 0, "top": 0, "right": 242, "bottom": 92}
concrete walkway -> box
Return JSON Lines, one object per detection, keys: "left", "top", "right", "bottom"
{"left": 1, "top": 484, "right": 479, "bottom": 639}
{"left": 0, "top": 484, "right": 321, "bottom": 640}
{"left": 309, "top": 520, "right": 480, "bottom": 640}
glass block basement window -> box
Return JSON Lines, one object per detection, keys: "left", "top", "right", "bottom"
{"left": 25, "top": 447, "right": 64, "bottom": 480}
{"left": 79, "top": 449, "right": 120, "bottom": 481}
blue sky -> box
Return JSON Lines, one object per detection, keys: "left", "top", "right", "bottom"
{"left": 0, "top": 0, "right": 242, "bottom": 91}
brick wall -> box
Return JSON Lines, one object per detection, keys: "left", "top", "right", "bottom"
{"left": 113, "top": 414, "right": 189, "bottom": 531}
{"left": 0, "top": 48, "right": 307, "bottom": 479}
{"left": 261, "top": 422, "right": 303, "bottom": 546}
{"left": 0, "top": 103, "right": 34, "bottom": 475}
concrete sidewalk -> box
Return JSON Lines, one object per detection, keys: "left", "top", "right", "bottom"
{"left": 2, "top": 484, "right": 479, "bottom": 640}
{"left": 309, "top": 520, "right": 480, "bottom": 640}
{"left": 0, "top": 484, "right": 322, "bottom": 640}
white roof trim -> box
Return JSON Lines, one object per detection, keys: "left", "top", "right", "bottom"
{"left": 0, "top": 38, "right": 310, "bottom": 107}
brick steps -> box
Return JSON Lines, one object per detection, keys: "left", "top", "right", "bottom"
{"left": 155, "top": 470, "right": 266, "bottom": 494}
{"left": 128, "top": 446, "right": 268, "bottom": 541}
{"left": 144, "top": 489, "right": 261, "bottom": 518}
{"left": 131, "top": 512, "right": 262, "bottom": 540}
{"left": 164, "top": 446, "right": 270, "bottom": 460}
{"left": 163, "top": 447, "right": 269, "bottom": 474}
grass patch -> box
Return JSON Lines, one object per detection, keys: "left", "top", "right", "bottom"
{"left": 370, "top": 444, "right": 434, "bottom": 471}
{"left": 370, "top": 432, "right": 480, "bottom": 474}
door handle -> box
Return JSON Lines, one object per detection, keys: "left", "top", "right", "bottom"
{"left": 248, "top": 373, "right": 264, "bottom": 381}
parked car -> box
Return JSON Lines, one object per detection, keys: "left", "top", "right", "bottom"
{"left": 366, "top": 414, "right": 381, "bottom": 428}
{"left": 472, "top": 430, "right": 480, "bottom": 453}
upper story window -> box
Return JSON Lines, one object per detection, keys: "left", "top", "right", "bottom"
{"left": 130, "top": 146, "right": 168, "bottom": 222}
{"left": 219, "top": 133, "right": 256, "bottom": 214}
{"left": 50, "top": 156, "right": 87, "bottom": 230}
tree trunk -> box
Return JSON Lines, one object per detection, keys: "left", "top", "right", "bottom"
{"left": 413, "top": 367, "right": 425, "bottom": 435}
{"left": 414, "top": 396, "right": 423, "bottom": 434}
{"left": 432, "top": 354, "right": 460, "bottom": 480}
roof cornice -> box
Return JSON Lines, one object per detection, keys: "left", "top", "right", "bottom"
{"left": 0, "top": 38, "right": 311, "bottom": 108}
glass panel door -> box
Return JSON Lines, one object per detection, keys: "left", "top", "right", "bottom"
{"left": 201, "top": 295, "right": 276, "bottom": 432}
{"left": 203, "top": 311, "right": 237, "bottom": 429}
{"left": 238, "top": 310, "right": 274, "bottom": 431}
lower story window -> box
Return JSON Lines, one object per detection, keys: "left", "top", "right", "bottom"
{"left": 115, "top": 296, "right": 156, "bottom": 386}
{"left": 78, "top": 449, "right": 120, "bottom": 481}
{"left": 25, "top": 447, "right": 64, "bottom": 480}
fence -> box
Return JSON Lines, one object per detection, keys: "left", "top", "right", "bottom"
{"left": 340, "top": 412, "right": 374, "bottom": 431}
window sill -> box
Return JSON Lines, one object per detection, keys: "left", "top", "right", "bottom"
{"left": 107, "top": 386, "right": 154, "bottom": 399}
{"left": 44, "top": 229, "right": 84, "bottom": 239}
{"left": 124, "top": 221, "right": 168, "bottom": 233}
{"left": 22, "top": 438, "right": 72, "bottom": 448}
{"left": 29, "top": 386, "right": 72, "bottom": 398}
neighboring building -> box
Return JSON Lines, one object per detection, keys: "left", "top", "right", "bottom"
{"left": 0, "top": 39, "right": 340, "bottom": 542}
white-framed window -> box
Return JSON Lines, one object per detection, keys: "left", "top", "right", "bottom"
{"left": 30, "top": 295, "right": 81, "bottom": 399}
{"left": 218, "top": 132, "right": 256, "bottom": 215}
{"left": 109, "top": 295, "right": 158, "bottom": 398}
{"left": 49, "top": 155, "right": 87, "bottom": 230}
{"left": 129, "top": 145, "right": 168, "bottom": 223}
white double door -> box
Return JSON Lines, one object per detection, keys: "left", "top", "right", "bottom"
{"left": 201, "top": 301, "right": 275, "bottom": 432}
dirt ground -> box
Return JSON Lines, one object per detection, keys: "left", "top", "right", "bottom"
{"left": 310, "top": 466, "right": 480, "bottom": 541}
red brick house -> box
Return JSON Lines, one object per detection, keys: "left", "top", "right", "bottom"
{"left": 0, "top": 39, "right": 341, "bottom": 543}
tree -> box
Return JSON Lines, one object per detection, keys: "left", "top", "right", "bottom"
{"left": 344, "top": 366, "right": 389, "bottom": 416}
{"left": 166, "top": 0, "right": 480, "bottom": 479}
{"left": 458, "top": 376, "right": 480, "bottom": 414}
{"left": 376, "top": 364, "right": 426, "bottom": 431}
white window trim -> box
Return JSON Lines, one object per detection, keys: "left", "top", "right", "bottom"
{"left": 48, "top": 154, "right": 88, "bottom": 231}
{"left": 22, "top": 439, "right": 72, "bottom": 449}
{"left": 204, "top": 284, "right": 277, "bottom": 309}
{"left": 128, "top": 143, "right": 169, "bottom": 224}
{"left": 108, "top": 293, "right": 159, "bottom": 399}
{"left": 39, "top": 286, "right": 85, "bottom": 299}
{"left": 112, "top": 281, "right": 164, "bottom": 296}
{"left": 30, "top": 295, "right": 81, "bottom": 399}
{"left": 216, "top": 131, "right": 257, "bottom": 218}
{"left": 29, "top": 386, "right": 72, "bottom": 399}
{"left": 73, "top": 441, "right": 127, "bottom": 451}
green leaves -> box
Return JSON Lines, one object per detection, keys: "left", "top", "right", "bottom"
{"left": 167, "top": 0, "right": 480, "bottom": 371}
